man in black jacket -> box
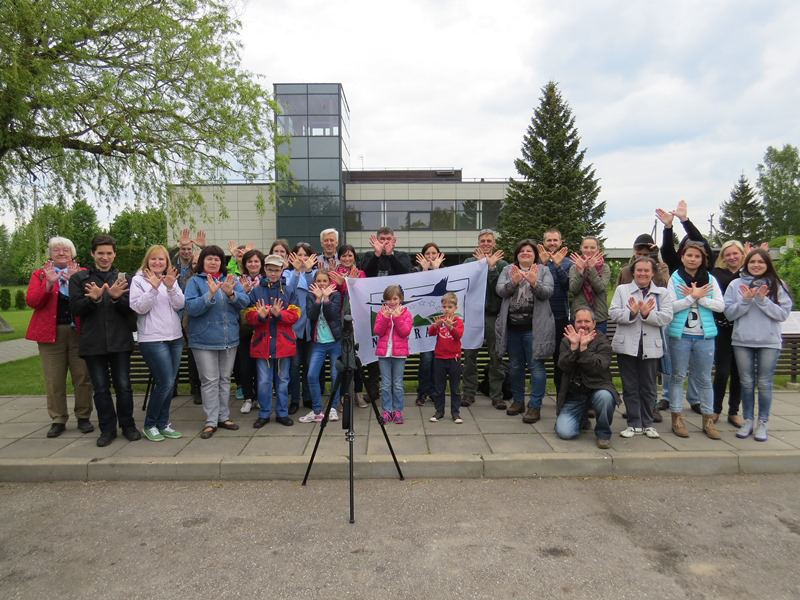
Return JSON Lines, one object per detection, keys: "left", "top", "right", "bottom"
{"left": 555, "top": 308, "right": 620, "bottom": 449}
{"left": 69, "top": 235, "right": 140, "bottom": 447}
{"left": 359, "top": 226, "right": 412, "bottom": 403}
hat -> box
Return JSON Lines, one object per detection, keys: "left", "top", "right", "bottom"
{"left": 264, "top": 254, "right": 285, "bottom": 268}
{"left": 633, "top": 233, "right": 655, "bottom": 248}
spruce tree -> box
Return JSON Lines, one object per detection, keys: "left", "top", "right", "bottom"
{"left": 498, "top": 81, "right": 604, "bottom": 254}
{"left": 719, "top": 174, "right": 766, "bottom": 244}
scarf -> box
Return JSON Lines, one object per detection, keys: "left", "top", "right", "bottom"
{"left": 54, "top": 267, "right": 70, "bottom": 297}
{"left": 581, "top": 254, "right": 605, "bottom": 307}
{"left": 676, "top": 266, "right": 709, "bottom": 288}
{"left": 510, "top": 266, "right": 535, "bottom": 313}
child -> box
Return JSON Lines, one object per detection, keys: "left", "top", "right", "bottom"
{"left": 300, "top": 270, "right": 343, "bottom": 423}
{"left": 428, "top": 293, "right": 465, "bottom": 423}
{"left": 373, "top": 285, "right": 413, "bottom": 424}
{"left": 245, "top": 254, "right": 300, "bottom": 427}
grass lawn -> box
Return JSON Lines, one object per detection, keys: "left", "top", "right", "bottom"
{"left": 0, "top": 285, "right": 33, "bottom": 341}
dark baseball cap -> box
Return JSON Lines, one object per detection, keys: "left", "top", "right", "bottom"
{"left": 633, "top": 234, "right": 655, "bottom": 248}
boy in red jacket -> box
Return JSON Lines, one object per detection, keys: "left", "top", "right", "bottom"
{"left": 428, "top": 292, "right": 465, "bottom": 423}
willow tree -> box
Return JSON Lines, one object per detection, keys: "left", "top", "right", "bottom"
{"left": 0, "top": 0, "right": 289, "bottom": 221}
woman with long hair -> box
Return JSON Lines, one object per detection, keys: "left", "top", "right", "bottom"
{"left": 569, "top": 236, "right": 611, "bottom": 334}
{"left": 413, "top": 242, "right": 446, "bottom": 407}
{"left": 723, "top": 249, "right": 792, "bottom": 442}
{"left": 129, "top": 245, "right": 185, "bottom": 441}
{"left": 710, "top": 240, "right": 746, "bottom": 426}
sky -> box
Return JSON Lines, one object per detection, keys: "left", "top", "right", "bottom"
{"left": 238, "top": 0, "right": 800, "bottom": 247}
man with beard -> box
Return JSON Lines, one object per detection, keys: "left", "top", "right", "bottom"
{"left": 537, "top": 229, "right": 572, "bottom": 391}
{"left": 554, "top": 307, "right": 620, "bottom": 449}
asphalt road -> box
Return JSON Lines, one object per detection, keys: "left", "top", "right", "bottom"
{"left": 1, "top": 475, "right": 799, "bottom": 599}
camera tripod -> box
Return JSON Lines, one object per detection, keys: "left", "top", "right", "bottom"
{"left": 302, "top": 316, "right": 404, "bottom": 523}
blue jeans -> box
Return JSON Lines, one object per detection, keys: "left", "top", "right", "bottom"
{"left": 669, "top": 336, "right": 715, "bottom": 415}
{"left": 290, "top": 338, "right": 313, "bottom": 405}
{"left": 378, "top": 357, "right": 406, "bottom": 412}
{"left": 309, "top": 341, "right": 341, "bottom": 414}
{"left": 555, "top": 389, "right": 615, "bottom": 441}
{"left": 417, "top": 350, "right": 434, "bottom": 397}
{"left": 139, "top": 338, "right": 183, "bottom": 429}
{"left": 257, "top": 357, "right": 291, "bottom": 418}
{"left": 84, "top": 352, "right": 135, "bottom": 435}
{"left": 733, "top": 346, "right": 780, "bottom": 422}
{"left": 506, "top": 328, "right": 546, "bottom": 409}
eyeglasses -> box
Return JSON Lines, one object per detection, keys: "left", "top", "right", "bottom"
{"left": 265, "top": 267, "right": 282, "bottom": 273}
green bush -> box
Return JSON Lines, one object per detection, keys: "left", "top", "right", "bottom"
{"left": 113, "top": 245, "right": 150, "bottom": 275}
{"left": 14, "top": 290, "right": 25, "bottom": 310}
{"left": 777, "top": 249, "right": 800, "bottom": 309}
{"left": 0, "top": 288, "right": 10, "bottom": 311}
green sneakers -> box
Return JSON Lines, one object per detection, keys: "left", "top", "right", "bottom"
{"left": 159, "top": 425, "right": 183, "bottom": 439}
{"left": 142, "top": 426, "right": 165, "bottom": 442}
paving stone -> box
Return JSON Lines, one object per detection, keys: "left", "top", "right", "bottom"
{"left": 0, "top": 422, "right": 47, "bottom": 438}
{"left": 0, "top": 437, "right": 73, "bottom": 458}
{"left": 611, "top": 450, "right": 739, "bottom": 476}
{"left": 427, "top": 434, "right": 491, "bottom": 454}
{"left": 367, "top": 433, "right": 428, "bottom": 456}
{"left": 484, "top": 433, "right": 554, "bottom": 454}
{"left": 177, "top": 436, "right": 249, "bottom": 456}
{"left": 0, "top": 458, "right": 88, "bottom": 481}
{"left": 51, "top": 437, "right": 125, "bottom": 459}
{"left": 483, "top": 453, "right": 612, "bottom": 478}
{"left": 240, "top": 436, "right": 308, "bottom": 456}
{"left": 422, "top": 417, "right": 480, "bottom": 435}
{"left": 89, "top": 456, "right": 221, "bottom": 480}
{"left": 475, "top": 418, "right": 537, "bottom": 434}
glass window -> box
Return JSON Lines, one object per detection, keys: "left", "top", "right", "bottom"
{"left": 275, "top": 84, "right": 307, "bottom": 94}
{"left": 408, "top": 212, "right": 431, "bottom": 229}
{"left": 288, "top": 158, "right": 308, "bottom": 180}
{"left": 307, "top": 94, "right": 339, "bottom": 115}
{"left": 432, "top": 206, "right": 455, "bottom": 230}
{"left": 482, "top": 201, "right": 501, "bottom": 229}
{"left": 310, "top": 195, "right": 341, "bottom": 216}
{"left": 346, "top": 211, "right": 381, "bottom": 231}
{"left": 346, "top": 200, "right": 382, "bottom": 212}
{"left": 308, "top": 137, "right": 340, "bottom": 158}
{"left": 308, "top": 180, "right": 339, "bottom": 195}
{"left": 308, "top": 158, "right": 340, "bottom": 180}
{"left": 277, "top": 115, "right": 307, "bottom": 136}
{"left": 277, "top": 94, "right": 308, "bottom": 115}
{"left": 279, "top": 137, "right": 308, "bottom": 158}
{"left": 308, "top": 84, "right": 339, "bottom": 94}
{"left": 385, "top": 211, "right": 409, "bottom": 231}
{"left": 456, "top": 200, "right": 479, "bottom": 230}
{"left": 384, "top": 200, "right": 431, "bottom": 211}
{"left": 276, "top": 195, "right": 309, "bottom": 217}
{"left": 308, "top": 116, "right": 339, "bottom": 136}
{"left": 432, "top": 200, "right": 455, "bottom": 211}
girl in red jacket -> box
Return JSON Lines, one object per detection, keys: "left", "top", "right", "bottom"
{"left": 427, "top": 292, "right": 465, "bottom": 423}
{"left": 373, "top": 284, "right": 413, "bottom": 424}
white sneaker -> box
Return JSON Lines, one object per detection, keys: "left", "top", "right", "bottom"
{"left": 754, "top": 419, "right": 768, "bottom": 442}
{"left": 240, "top": 399, "right": 253, "bottom": 414}
{"left": 620, "top": 427, "right": 643, "bottom": 438}
{"left": 643, "top": 427, "right": 660, "bottom": 438}
{"left": 329, "top": 408, "right": 339, "bottom": 421}
{"left": 736, "top": 418, "right": 754, "bottom": 439}
{"left": 299, "top": 410, "right": 322, "bottom": 424}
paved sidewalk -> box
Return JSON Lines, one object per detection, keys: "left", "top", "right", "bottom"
{"left": 0, "top": 338, "right": 38, "bottom": 364}
{"left": 1, "top": 391, "right": 799, "bottom": 481}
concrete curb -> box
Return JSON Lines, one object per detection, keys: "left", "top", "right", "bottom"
{"left": 3, "top": 449, "right": 799, "bottom": 482}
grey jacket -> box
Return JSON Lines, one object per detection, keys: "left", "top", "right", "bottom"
{"left": 609, "top": 281, "right": 673, "bottom": 359}
{"left": 494, "top": 264, "right": 555, "bottom": 359}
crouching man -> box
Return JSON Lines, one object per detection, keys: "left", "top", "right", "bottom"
{"left": 555, "top": 308, "right": 620, "bottom": 449}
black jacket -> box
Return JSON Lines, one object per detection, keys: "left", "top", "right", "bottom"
{"left": 556, "top": 332, "right": 621, "bottom": 412}
{"left": 69, "top": 266, "right": 134, "bottom": 357}
{"left": 360, "top": 251, "right": 412, "bottom": 277}
{"left": 306, "top": 291, "right": 342, "bottom": 341}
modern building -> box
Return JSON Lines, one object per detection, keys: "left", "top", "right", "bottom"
{"left": 170, "top": 83, "right": 511, "bottom": 260}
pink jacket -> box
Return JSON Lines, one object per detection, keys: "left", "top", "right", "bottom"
{"left": 373, "top": 308, "right": 413, "bottom": 357}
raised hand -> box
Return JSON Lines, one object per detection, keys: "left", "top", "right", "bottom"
{"left": 392, "top": 304, "right": 404, "bottom": 317}
{"left": 521, "top": 264, "right": 538, "bottom": 286}
{"left": 552, "top": 247, "right": 568, "bottom": 266}
{"left": 66, "top": 260, "right": 80, "bottom": 278}
{"left": 585, "top": 252, "right": 599, "bottom": 270}
{"left": 443, "top": 314, "right": 454, "bottom": 328}
{"left": 304, "top": 254, "right": 318, "bottom": 272}
{"left": 537, "top": 244, "right": 550, "bottom": 264}
{"left": 321, "top": 284, "right": 335, "bottom": 299}
{"left": 178, "top": 228, "right": 191, "bottom": 246}
{"left": 193, "top": 230, "right": 206, "bottom": 248}
{"left": 487, "top": 249, "right": 504, "bottom": 269}
{"left": 43, "top": 260, "right": 60, "bottom": 285}
{"left": 579, "top": 330, "right": 596, "bottom": 351}
{"left": 108, "top": 277, "right": 128, "bottom": 299}
{"left": 309, "top": 283, "right": 325, "bottom": 300}
{"left": 227, "top": 240, "right": 237, "bottom": 256}
{"left": 349, "top": 266, "right": 360, "bottom": 278}
{"left": 384, "top": 237, "right": 396, "bottom": 255}
{"left": 473, "top": 247, "right": 485, "bottom": 261}
{"left": 564, "top": 324, "right": 581, "bottom": 350}
{"left": 270, "top": 298, "right": 284, "bottom": 317}
{"left": 739, "top": 284, "right": 755, "bottom": 299}
{"left": 244, "top": 240, "right": 255, "bottom": 252}
{"left": 84, "top": 281, "right": 106, "bottom": 301}
{"left": 162, "top": 267, "right": 179, "bottom": 290}
{"left": 207, "top": 277, "right": 221, "bottom": 299}
{"left": 430, "top": 253, "right": 446, "bottom": 269}
{"left": 640, "top": 297, "right": 655, "bottom": 318}
{"left": 238, "top": 275, "right": 252, "bottom": 294}
{"left": 690, "top": 283, "right": 710, "bottom": 300}
{"left": 416, "top": 253, "right": 430, "bottom": 271}
{"left": 380, "top": 303, "right": 392, "bottom": 317}
{"left": 143, "top": 268, "right": 162, "bottom": 290}
{"left": 672, "top": 199, "right": 688, "bottom": 223}
{"left": 627, "top": 296, "right": 641, "bottom": 316}
{"left": 510, "top": 264, "right": 523, "bottom": 285}
{"left": 754, "top": 284, "right": 769, "bottom": 298}
{"left": 570, "top": 253, "right": 587, "bottom": 272}
{"left": 255, "top": 299, "right": 270, "bottom": 319}
{"left": 655, "top": 208, "right": 674, "bottom": 227}
{"left": 328, "top": 271, "right": 345, "bottom": 286}
{"left": 220, "top": 274, "right": 236, "bottom": 296}
{"left": 369, "top": 235, "right": 385, "bottom": 256}
{"left": 743, "top": 242, "right": 753, "bottom": 255}
{"left": 288, "top": 252, "right": 301, "bottom": 271}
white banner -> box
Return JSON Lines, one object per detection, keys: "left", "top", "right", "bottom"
{"left": 347, "top": 260, "right": 488, "bottom": 365}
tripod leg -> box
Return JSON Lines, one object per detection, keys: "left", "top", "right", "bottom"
{"left": 368, "top": 383, "right": 405, "bottom": 481}
{"left": 302, "top": 370, "right": 345, "bottom": 486}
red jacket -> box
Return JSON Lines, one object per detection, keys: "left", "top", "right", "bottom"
{"left": 244, "top": 279, "right": 300, "bottom": 359}
{"left": 25, "top": 269, "right": 82, "bottom": 343}
{"left": 427, "top": 316, "right": 464, "bottom": 359}
{"left": 374, "top": 308, "right": 413, "bottom": 357}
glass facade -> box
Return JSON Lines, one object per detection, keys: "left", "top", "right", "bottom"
{"left": 344, "top": 196, "right": 503, "bottom": 232}
{"left": 274, "top": 83, "right": 349, "bottom": 249}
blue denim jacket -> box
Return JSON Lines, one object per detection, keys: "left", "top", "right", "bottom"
{"left": 184, "top": 274, "right": 250, "bottom": 350}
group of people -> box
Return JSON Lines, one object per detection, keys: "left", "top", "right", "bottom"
{"left": 26, "top": 200, "right": 792, "bottom": 448}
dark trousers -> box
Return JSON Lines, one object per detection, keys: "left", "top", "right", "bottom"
{"left": 618, "top": 353, "right": 658, "bottom": 428}
{"left": 713, "top": 327, "right": 741, "bottom": 415}
{"left": 366, "top": 361, "right": 381, "bottom": 402}
{"left": 434, "top": 358, "right": 462, "bottom": 417}
{"left": 551, "top": 315, "right": 569, "bottom": 391}
{"left": 83, "top": 352, "right": 135, "bottom": 435}
{"left": 417, "top": 350, "right": 434, "bottom": 397}
{"left": 235, "top": 331, "right": 257, "bottom": 401}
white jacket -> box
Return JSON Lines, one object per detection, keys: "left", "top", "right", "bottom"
{"left": 609, "top": 282, "right": 674, "bottom": 359}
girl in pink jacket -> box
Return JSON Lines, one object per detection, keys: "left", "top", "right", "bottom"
{"left": 373, "top": 285, "right": 413, "bottom": 424}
